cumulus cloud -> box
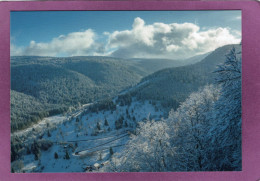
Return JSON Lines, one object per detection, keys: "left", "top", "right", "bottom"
{"left": 12, "top": 29, "right": 105, "bottom": 57}
{"left": 11, "top": 17, "right": 241, "bottom": 59}
{"left": 107, "top": 17, "right": 241, "bottom": 59}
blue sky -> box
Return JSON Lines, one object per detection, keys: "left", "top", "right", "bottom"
{"left": 11, "top": 11, "right": 241, "bottom": 59}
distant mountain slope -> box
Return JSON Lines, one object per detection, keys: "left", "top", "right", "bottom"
{"left": 182, "top": 52, "right": 211, "bottom": 65}
{"left": 127, "top": 58, "right": 185, "bottom": 76}
{"left": 11, "top": 64, "right": 103, "bottom": 104}
{"left": 11, "top": 55, "right": 208, "bottom": 78}
{"left": 10, "top": 52, "right": 212, "bottom": 132}
{"left": 60, "top": 58, "right": 142, "bottom": 90}
{"left": 126, "top": 52, "right": 210, "bottom": 76}
{"left": 129, "top": 44, "right": 241, "bottom": 110}
{"left": 10, "top": 57, "right": 143, "bottom": 132}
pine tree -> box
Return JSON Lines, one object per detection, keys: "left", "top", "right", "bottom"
{"left": 115, "top": 118, "right": 123, "bottom": 130}
{"left": 104, "top": 118, "right": 109, "bottom": 126}
{"left": 31, "top": 140, "right": 41, "bottom": 161}
{"left": 64, "top": 150, "right": 70, "bottom": 160}
{"left": 54, "top": 152, "right": 58, "bottom": 159}
{"left": 109, "top": 147, "right": 113, "bottom": 155}
{"left": 34, "top": 152, "right": 40, "bottom": 161}
{"left": 96, "top": 122, "right": 101, "bottom": 130}
{"left": 208, "top": 47, "right": 242, "bottom": 171}
{"left": 124, "top": 121, "right": 128, "bottom": 128}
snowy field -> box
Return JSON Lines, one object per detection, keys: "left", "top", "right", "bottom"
{"left": 13, "top": 98, "right": 165, "bottom": 173}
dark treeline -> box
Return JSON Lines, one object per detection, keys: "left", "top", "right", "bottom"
{"left": 11, "top": 136, "right": 53, "bottom": 164}
{"left": 11, "top": 90, "right": 68, "bottom": 132}
{"left": 88, "top": 99, "right": 116, "bottom": 113}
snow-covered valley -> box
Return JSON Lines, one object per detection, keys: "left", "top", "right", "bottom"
{"left": 10, "top": 45, "right": 242, "bottom": 172}
{"left": 11, "top": 97, "right": 165, "bottom": 173}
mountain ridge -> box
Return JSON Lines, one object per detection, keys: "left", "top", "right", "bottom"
{"left": 124, "top": 44, "right": 241, "bottom": 110}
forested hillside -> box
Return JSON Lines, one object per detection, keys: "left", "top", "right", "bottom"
{"left": 129, "top": 44, "right": 241, "bottom": 110}
{"left": 11, "top": 55, "right": 192, "bottom": 132}
{"left": 11, "top": 57, "right": 141, "bottom": 132}
{"left": 11, "top": 90, "right": 68, "bottom": 131}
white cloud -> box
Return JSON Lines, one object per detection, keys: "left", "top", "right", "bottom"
{"left": 11, "top": 17, "right": 241, "bottom": 59}
{"left": 12, "top": 29, "right": 105, "bottom": 57}
{"left": 107, "top": 17, "right": 241, "bottom": 59}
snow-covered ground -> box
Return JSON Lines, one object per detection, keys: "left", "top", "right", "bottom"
{"left": 13, "top": 98, "right": 165, "bottom": 173}
{"left": 11, "top": 104, "right": 92, "bottom": 144}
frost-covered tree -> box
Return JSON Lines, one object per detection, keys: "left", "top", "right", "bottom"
{"left": 103, "top": 47, "right": 241, "bottom": 172}
{"left": 206, "top": 47, "right": 242, "bottom": 171}
{"left": 104, "top": 120, "right": 174, "bottom": 172}
{"left": 167, "top": 84, "right": 220, "bottom": 171}
{"left": 105, "top": 84, "right": 218, "bottom": 172}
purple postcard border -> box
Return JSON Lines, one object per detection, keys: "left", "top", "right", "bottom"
{"left": 0, "top": 1, "right": 259, "bottom": 181}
